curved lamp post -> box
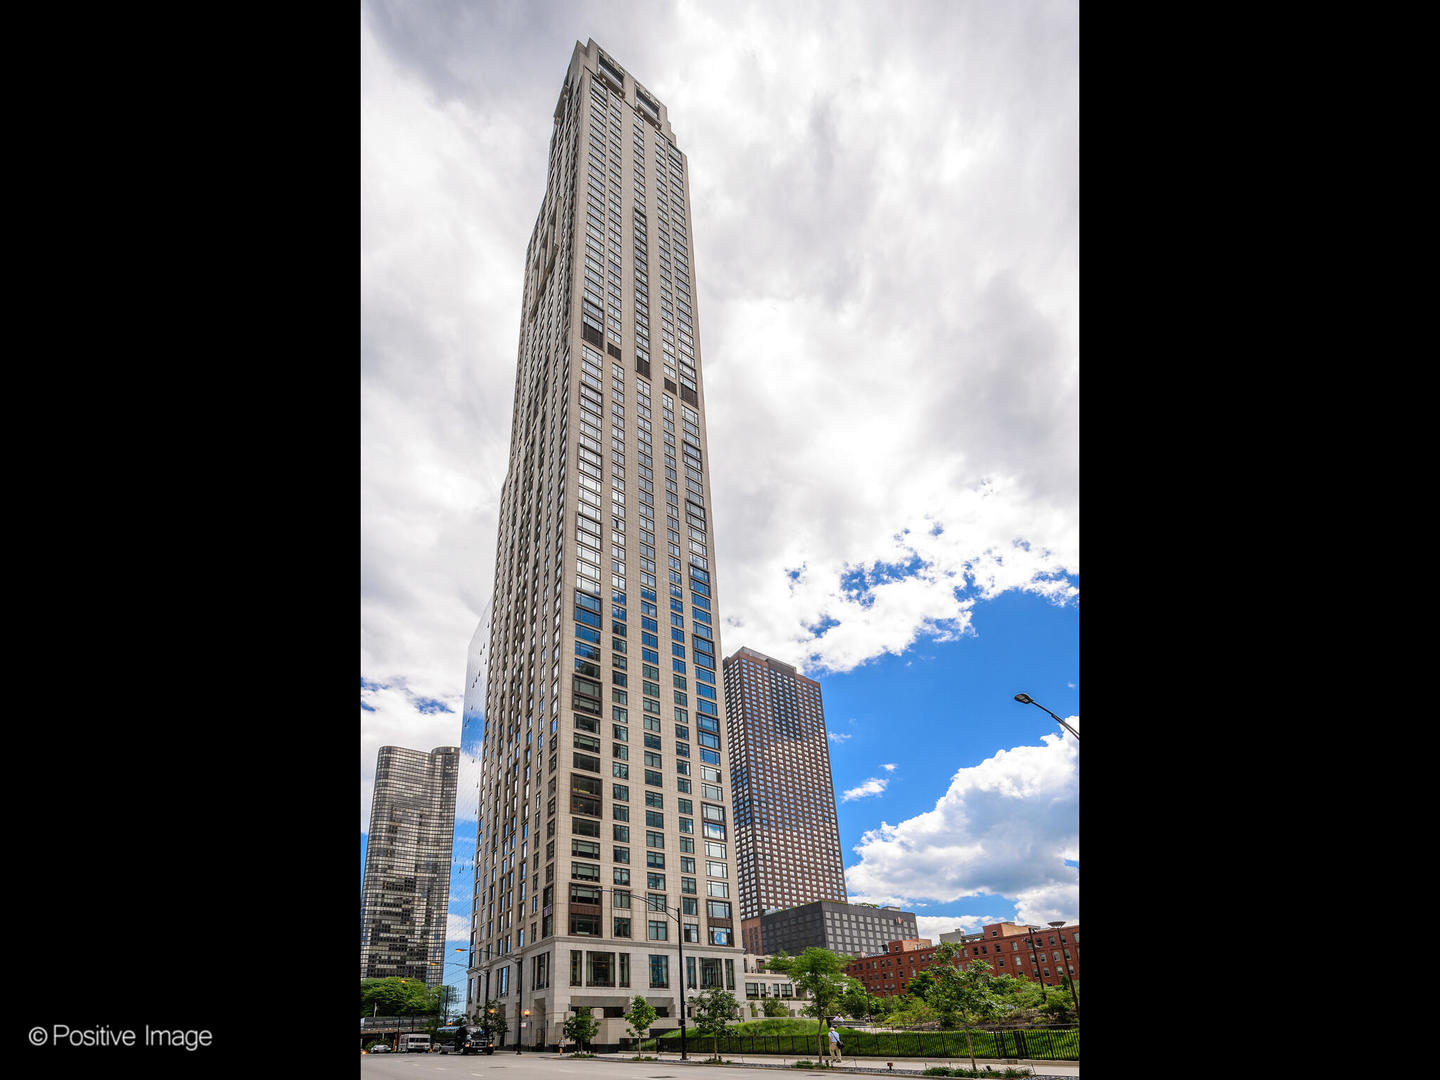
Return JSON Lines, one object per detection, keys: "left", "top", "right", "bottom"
{"left": 427, "top": 949, "right": 472, "bottom": 1025}
{"left": 1014, "top": 694, "right": 1079, "bottom": 741}
{"left": 1023, "top": 927, "right": 1049, "bottom": 1001}
{"left": 1048, "top": 920, "right": 1080, "bottom": 1019}
{"left": 596, "top": 886, "right": 689, "bottom": 1059}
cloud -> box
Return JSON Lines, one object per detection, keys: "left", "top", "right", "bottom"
{"left": 844, "top": 731, "right": 1078, "bottom": 920}
{"left": 360, "top": 2, "right": 1079, "bottom": 921}
{"left": 842, "top": 777, "right": 890, "bottom": 802}
{"left": 828, "top": 731, "right": 852, "bottom": 743}
{"left": 360, "top": 0, "right": 1078, "bottom": 700}
{"left": 912, "top": 914, "right": 1007, "bottom": 945}
{"left": 359, "top": 680, "right": 470, "bottom": 833}
{"left": 882, "top": 763, "right": 897, "bottom": 772}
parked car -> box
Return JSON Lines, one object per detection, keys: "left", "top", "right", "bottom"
{"left": 366, "top": 1044, "right": 391, "bottom": 1053}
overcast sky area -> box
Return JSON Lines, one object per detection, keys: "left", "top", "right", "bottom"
{"left": 361, "top": 0, "right": 1078, "bottom": 996}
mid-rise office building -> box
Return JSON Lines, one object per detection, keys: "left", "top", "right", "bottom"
{"left": 758, "top": 900, "right": 918, "bottom": 959}
{"left": 722, "top": 646, "right": 846, "bottom": 952}
{"left": 463, "top": 40, "right": 739, "bottom": 1049}
{"left": 361, "top": 745, "right": 461, "bottom": 986}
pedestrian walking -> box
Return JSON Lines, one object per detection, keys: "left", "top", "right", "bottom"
{"left": 827, "top": 1023, "right": 843, "bottom": 1064}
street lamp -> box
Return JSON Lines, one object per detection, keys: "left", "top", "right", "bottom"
{"left": 602, "top": 886, "right": 689, "bottom": 1060}
{"left": 1023, "top": 927, "right": 1048, "bottom": 1001}
{"left": 428, "top": 952, "right": 474, "bottom": 1025}
{"left": 515, "top": 962, "right": 524, "bottom": 1055}
{"left": 1048, "top": 920, "right": 1080, "bottom": 1019}
{"left": 1013, "top": 693, "right": 1079, "bottom": 741}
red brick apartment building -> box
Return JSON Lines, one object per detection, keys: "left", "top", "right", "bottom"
{"left": 844, "top": 921, "right": 1081, "bottom": 996}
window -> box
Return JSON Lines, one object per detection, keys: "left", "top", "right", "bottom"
{"left": 649, "top": 954, "right": 669, "bottom": 987}
{"left": 648, "top": 919, "right": 669, "bottom": 941}
{"left": 587, "top": 951, "right": 616, "bottom": 986}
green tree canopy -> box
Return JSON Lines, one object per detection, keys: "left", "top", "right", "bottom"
{"left": 904, "top": 969, "right": 938, "bottom": 1002}
{"left": 922, "top": 946, "right": 1012, "bottom": 1072}
{"left": 478, "top": 998, "right": 509, "bottom": 1043}
{"left": 563, "top": 1006, "right": 600, "bottom": 1051}
{"left": 625, "top": 994, "right": 658, "bottom": 1048}
{"left": 688, "top": 987, "right": 741, "bottom": 1060}
{"left": 360, "top": 977, "right": 441, "bottom": 1018}
{"left": 764, "top": 947, "right": 860, "bottom": 1060}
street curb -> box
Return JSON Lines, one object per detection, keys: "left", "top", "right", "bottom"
{"left": 587, "top": 1053, "right": 1076, "bottom": 1078}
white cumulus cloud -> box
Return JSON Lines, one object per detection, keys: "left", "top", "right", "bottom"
{"left": 842, "top": 777, "right": 890, "bottom": 802}
{"left": 845, "top": 730, "right": 1078, "bottom": 920}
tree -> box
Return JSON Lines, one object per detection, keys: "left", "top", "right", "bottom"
{"left": 886, "top": 995, "right": 937, "bottom": 1027}
{"left": 625, "top": 994, "right": 658, "bottom": 1052}
{"left": 361, "top": 977, "right": 441, "bottom": 1018}
{"left": 479, "top": 998, "right": 509, "bottom": 1046}
{"left": 1038, "top": 992, "right": 1073, "bottom": 1024}
{"left": 764, "top": 947, "right": 860, "bottom": 1062}
{"left": 436, "top": 984, "right": 456, "bottom": 1024}
{"left": 688, "top": 987, "right": 741, "bottom": 1060}
{"left": 563, "top": 1006, "right": 600, "bottom": 1052}
{"left": 923, "top": 947, "right": 1011, "bottom": 1073}
{"left": 761, "top": 997, "right": 789, "bottom": 1017}
{"left": 905, "top": 969, "right": 938, "bottom": 1002}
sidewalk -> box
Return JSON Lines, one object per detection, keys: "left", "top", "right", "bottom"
{"left": 592, "top": 1049, "right": 1078, "bottom": 1077}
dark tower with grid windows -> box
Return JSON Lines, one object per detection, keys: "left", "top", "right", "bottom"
{"left": 722, "top": 646, "right": 847, "bottom": 954}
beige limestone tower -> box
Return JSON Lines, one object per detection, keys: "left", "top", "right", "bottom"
{"left": 462, "top": 40, "right": 738, "bottom": 1051}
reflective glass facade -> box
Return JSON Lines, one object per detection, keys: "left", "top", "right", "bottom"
{"left": 361, "top": 745, "right": 461, "bottom": 986}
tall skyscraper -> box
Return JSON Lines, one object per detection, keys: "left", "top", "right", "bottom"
{"left": 721, "top": 646, "right": 846, "bottom": 953}
{"left": 463, "top": 40, "right": 738, "bottom": 1049}
{"left": 361, "top": 744, "right": 461, "bottom": 986}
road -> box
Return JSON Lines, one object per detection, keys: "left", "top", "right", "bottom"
{"left": 359, "top": 1051, "right": 1079, "bottom": 1079}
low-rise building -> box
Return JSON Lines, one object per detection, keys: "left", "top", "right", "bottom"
{"left": 845, "top": 922, "right": 1081, "bottom": 996}
{"left": 737, "top": 954, "right": 808, "bottom": 1018}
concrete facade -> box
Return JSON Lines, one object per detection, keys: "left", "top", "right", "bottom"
{"left": 463, "top": 39, "right": 741, "bottom": 1051}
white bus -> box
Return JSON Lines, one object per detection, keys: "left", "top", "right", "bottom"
{"left": 401, "top": 1034, "right": 431, "bottom": 1053}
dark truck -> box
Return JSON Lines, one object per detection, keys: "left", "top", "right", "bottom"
{"left": 434, "top": 1025, "right": 495, "bottom": 1055}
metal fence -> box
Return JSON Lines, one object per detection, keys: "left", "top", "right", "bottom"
{"left": 648, "top": 1027, "right": 1079, "bottom": 1062}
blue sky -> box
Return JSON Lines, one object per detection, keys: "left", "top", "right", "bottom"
{"left": 364, "top": 585, "right": 1078, "bottom": 1013}
{"left": 361, "top": 0, "right": 1078, "bottom": 1016}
